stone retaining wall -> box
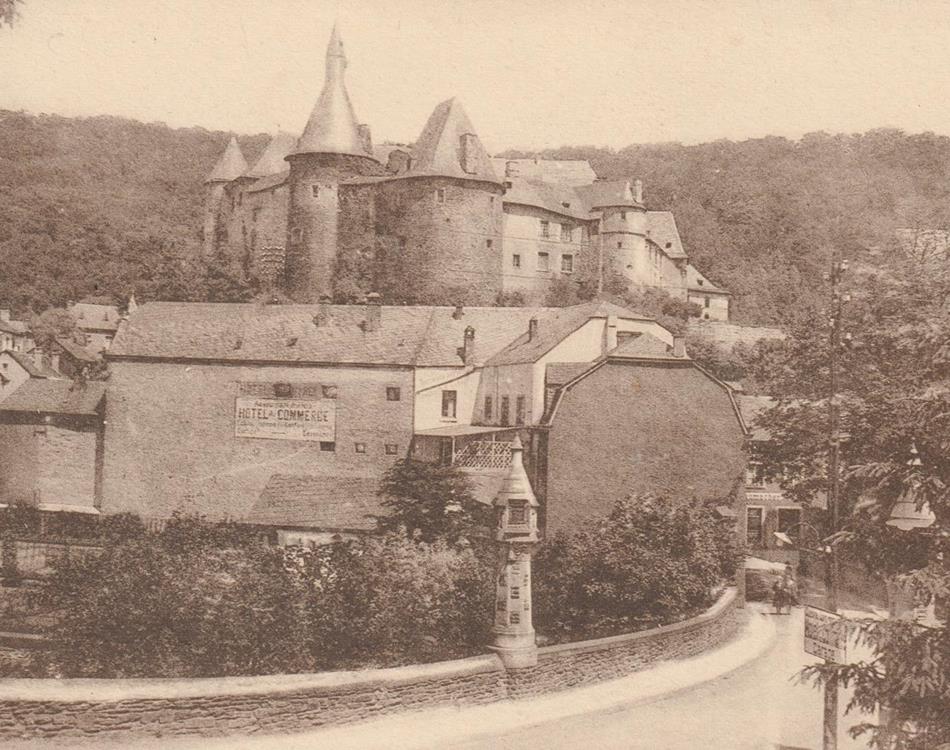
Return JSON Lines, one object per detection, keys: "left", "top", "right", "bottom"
{"left": 0, "top": 588, "right": 738, "bottom": 741}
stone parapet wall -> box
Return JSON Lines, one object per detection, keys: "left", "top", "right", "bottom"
{"left": 0, "top": 588, "right": 738, "bottom": 741}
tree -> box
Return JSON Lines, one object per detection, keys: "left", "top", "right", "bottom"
{"left": 533, "top": 494, "right": 739, "bottom": 642}
{"left": 755, "top": 256, "right": 950, "bottom": 749}
{"left": 29, "top": 307, "right": 79, "bottom": 350}
{"left": 376, "top": 459, "right": 491, "bottom": 542}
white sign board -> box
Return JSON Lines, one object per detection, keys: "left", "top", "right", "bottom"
{"left": 235, "top": 398, "right": 335, "bottom": 442}
{"left": 804, "top": 606, "right": 848, "bottom": 663}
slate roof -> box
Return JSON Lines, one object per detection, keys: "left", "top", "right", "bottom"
{"left": 646, "top": 212, "right": 688, "bottom": 260}
{"left": 486, "top": 301, "right": 656, "bottom": 366}
{"left": 245, "top": 171, "right": 289, "bottom": 194}
{"left": 686, "top": 263, "right": 729, "bottom": 294}
{"left": 574, "top": 180, "right": 641, "bottom": 209}
{"left": 109, "top": 302, "right": 543, "bottom": 366}
{"left": 407, "top": 98, "right": 500, "bottom": 184}
{"left": 736, "top": 394, "right": 776, "bottom": 441}
{"left": 502, "top": 178, "right": 592, "bottom": 220}
{"left": 54, "top": 336, "right": 98, "bottom": 363}
{"left": 207, "top": 137, "right": 249, "bottom": 183}
{"left": 245, "top": 474, "right": 384, "bottom": 530}
{"left": 70, "top": 303, "right": 120, "bottom": 332}
{"left": 545, "top": 361, "right": 597, "bottom": 387}
{"left": 609, "top": 332, "right": 685, "bottom": 361}
{"left": 1, "top": 350, "right": 56, "bottom": 378}
{"left": 0, "top": 379, "right": 105, "bottom": 416}
{"left": 245, "top": 132, "right": 296, "bottom": 179}
{"left": 0, "top": 317, "right": 30, "bottom": 335}
{"left": 490, "top": 158, "right": 597, "bottom": 186}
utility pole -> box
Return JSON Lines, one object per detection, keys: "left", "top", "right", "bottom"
{"left": 596, "top": 215, "right": 605, "bottom": 295}
{"left": 823, "top": 251, "right": 848, "bottom": 750}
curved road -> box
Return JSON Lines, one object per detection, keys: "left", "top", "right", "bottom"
{"left": 434, "top": 607, "right": 873, "bottom": 750}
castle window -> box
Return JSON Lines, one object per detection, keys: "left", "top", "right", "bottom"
{"left": 319, "top": 442, "right": 336, "bottom": 452}
{"left": 537, "top": 252, "right": 550, "bottom": 272}
{"left": 441, "top": 390, "right": 457, "bottom": 419}
{"left": 386, "top": 386, "right": 401, "bottom": 401}
{"left": 490, "top": 196, "right": 495, "bottom": 205}
{"left": 500, "top": 396, "right": 510, "bottom": 426}
{"left": 486, "top": 239, "right": 493, "bottom": 249}
{"left": 561, "top": 224, "right": 571, "bottom": 242}
{"left": 561, "top": 254, "right": 574, "bottom": 274}
{"left": 292, "top": 227, "right": 302, "bottom": 243}
{"left": 591, "top": 223, "right": 599, "bottom": 235}
{"left": 385, "top": 443, "right": 399, "bottom": 455}
{"left": 237, "top": 193, "right": 243, "bottom": 206}
{"left": 620, "top": 211, "right": 627, "bottom": 221}
{"left": 512, "top": 254, "right": 521, "bottom": 268}
{"left": 515, "top": 395, "right": 526, "bottom": 426}
{"left": 704, "top": 296, "right": 711, "bottom": 308}
{"left": 484, "top": 395, "right": 493, "bottom": 421}
{"left": 311, "top": 185, "right": 320, "bottom": 198}
{"left": 355, "top": 442, "right": 367, "bottom": 454}
{"left": 617, "top": 241, "right": 623, "bottom": 249}
{"left": 540, "top": 220, "right": 550, "bottom": 238}
{"left": 436, "top": 188, "right": 446, "bottom": 204}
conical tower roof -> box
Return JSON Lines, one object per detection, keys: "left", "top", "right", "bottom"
{"left": 409, "top": 98, "right": 500, "bottom": 183}
{"left": 206, "top": 136, "right": 249, "bottom": 183}
{"left": 245, "top": 132, "right": 297, "bottom": 178}
{"left": 291, "top": 25, "right": 370, "bottom": 159}
{"left": 493, "top": 436, "right": 539, "bottom": 508}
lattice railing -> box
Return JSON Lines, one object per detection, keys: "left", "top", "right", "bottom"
{"left": 453, "top": 440, "right": 512, "bottom": 470}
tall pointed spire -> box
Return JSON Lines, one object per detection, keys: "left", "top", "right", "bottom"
{"left": 291, "top": 25, "right": 370, "bottom": 159}
{"left": 206, "top": 136, "right": 249, "bottom": 183}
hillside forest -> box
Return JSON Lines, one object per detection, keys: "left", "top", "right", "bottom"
{"left": 2, "top": 109, "right": 950, "bottom": 326}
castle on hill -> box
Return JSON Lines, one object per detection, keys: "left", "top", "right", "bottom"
{"left": 203, "top": 26, "right": 730, "bottom": 318}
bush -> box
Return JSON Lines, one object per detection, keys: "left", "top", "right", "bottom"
{"left": 1, "top": 535, "right": 20, "bottom": 586}
{"left": 533, "top": 495, "right": 738, "bottom": 641}
{"left": 45, "top": 538, "right": 311, "bottom": 677}
{"left": 307, "top": 535, "right": 495, "bottom": 669}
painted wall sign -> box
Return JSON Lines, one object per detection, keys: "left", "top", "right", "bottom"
{"left": 234, "top": 397, "right": 335, "bottom": 442}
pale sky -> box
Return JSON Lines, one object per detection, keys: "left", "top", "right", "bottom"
{"left": 3, "top": 0, "right": 950, "bottom": 151}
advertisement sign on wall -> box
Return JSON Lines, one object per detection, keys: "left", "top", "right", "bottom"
{"left": 234, "top": 398, "right": 336, "bottom": 442}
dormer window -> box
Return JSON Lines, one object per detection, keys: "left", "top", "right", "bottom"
{"left": 459, "top": 133, "right": 479, "bottom": 174}
{"left": 436, "top": 188, "right": 446, "bottom": 204}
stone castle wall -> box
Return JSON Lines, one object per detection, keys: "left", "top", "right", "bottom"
{"left": 339, "top": 177, "right": 505, "bottom": 305}
{"left": 0, "top": 589, "right": 739, "bottom": 741}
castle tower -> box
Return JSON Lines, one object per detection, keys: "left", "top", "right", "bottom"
{"left": 590, "top": 180, "right": 649, "bottom": 288}
{"left": 284, "top": 24, "right": 380, "bottom": 301}
{"left": 203, "top": 136, "right": 248, "bottom": 256}
{"left": 371, "top": 98, "right": 504, "bottom": 303}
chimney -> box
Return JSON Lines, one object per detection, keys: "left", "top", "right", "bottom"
{"left": 505, "top": 160, "right": 520, "bottom": 178}
{"left": 528, "top": 317, "right": 538, "bottom": 341}
{"left": 672, "top": 336, "right": 686, "bottom": 358}
{"left": 314, "top": 295, "right": 332, "bottom": 327}
{"left": 50, "top": 352, "right": 61, "bottom": 373}
{"left": 452, "top": 304, "right": 464, "bottom": 320}
{"left": 634, "top": 179, "right": 643, "bottom": 204}
{"left": 32, "top": 348, "right": 45, "bottom": 370}
{"left": 364, "top": 292, "right": 382, "bottom": 332}
{"left": 461, "top": 326, "right": 476, "bottom": 365}
{"left": 0, "top": 309, "right": 9, "bottom": 322}
{"left": 357, "top": 123, "right": 373, "bottom": 154}
{"left": 604, "top": 315, "right": 618, "bottom": 353}
{"left": 460, "top": 133, "right": 479, "bottom": 175}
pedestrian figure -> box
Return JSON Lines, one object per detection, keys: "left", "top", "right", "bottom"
{"left": 772, "top": 578, "right": 790, "bottom": 614}
{"left": 782, "top": 563, "right": 799, "bottom": 607}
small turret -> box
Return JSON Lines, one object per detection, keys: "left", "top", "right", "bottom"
{"left": 203, "top": 137, "right": 249, "bottom": 255}
{"left": 206, "top": 136, "right": 249, "bottom": 183}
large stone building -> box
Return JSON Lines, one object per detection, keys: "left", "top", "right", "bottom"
{"left": 101, "top": 299, "right": 678, "bottom": 538}
{"left": 204, "top": 27, "right": 728, "bottom": 313}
